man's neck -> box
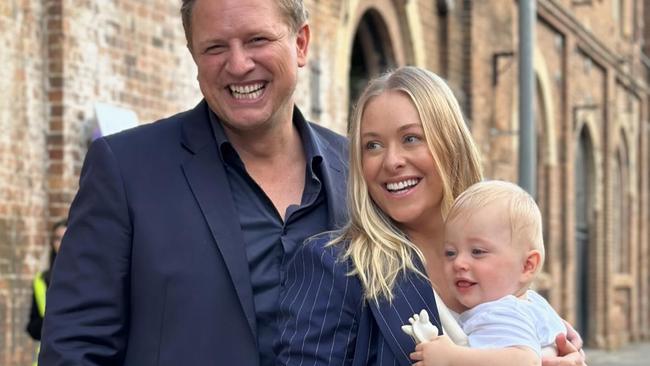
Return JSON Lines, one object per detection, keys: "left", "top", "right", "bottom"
{"left": 224, "top": 109, "right": 298, "bottom": 162}
{"left": 221, "top": 107, "right": 308, "bottom": 219}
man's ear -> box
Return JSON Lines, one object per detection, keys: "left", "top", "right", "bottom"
{"left": 295, "top": 23, "right": 310, "bottom": 67}
{"left": 522, "top": 249, "right": 541, "bottom": 280}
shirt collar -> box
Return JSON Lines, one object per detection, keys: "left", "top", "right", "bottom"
{"left": 209, "top": 107, "right": 324, "bottom": 169}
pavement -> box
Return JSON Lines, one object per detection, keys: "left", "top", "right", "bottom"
{"left": 584, "top": 342, "right": 650, "bottom": 366}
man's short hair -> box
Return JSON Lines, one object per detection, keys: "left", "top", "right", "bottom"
{"left": 180, "top": 0, "right": 309, "bottom": 48}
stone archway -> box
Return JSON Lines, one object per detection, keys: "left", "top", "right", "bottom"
{"left": 331, "top": 0, "right": 412, "bottom": 128}
{"left": 348, "top": 9, "right": 397, "bottom": 111}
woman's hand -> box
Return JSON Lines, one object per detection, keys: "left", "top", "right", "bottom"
{"left": 541, "top": 333, "right": 587, "bottom": 366}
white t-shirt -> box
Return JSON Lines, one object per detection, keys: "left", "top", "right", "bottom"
{"left": 457, "top": 290, "right": 567, "bottom": 356}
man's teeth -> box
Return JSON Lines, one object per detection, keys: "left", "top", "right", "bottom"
{"left": 230, "top": 83, "right": 264, "bottom": 99}
{"left": 386, "top": 179, "right": 419, "bottom": 192}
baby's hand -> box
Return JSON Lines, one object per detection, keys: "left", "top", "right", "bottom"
{"left": 401, "top": 309, "right": 439, "bottom": 344}
{"left": 411, "top": 334, "right": 456, "bottom": 366}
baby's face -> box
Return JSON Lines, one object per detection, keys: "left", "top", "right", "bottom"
{"left": 443, "top": 204, "right": 528, "bottom": 308}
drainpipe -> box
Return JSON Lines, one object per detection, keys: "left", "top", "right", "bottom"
{"left": 519, "top": 0, "right": 536, "bottom": 196}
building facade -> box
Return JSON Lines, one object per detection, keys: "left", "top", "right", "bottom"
{"left": 1, "top": 0, "right": 648, "bottom": 364}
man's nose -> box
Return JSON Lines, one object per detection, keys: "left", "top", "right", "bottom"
{"left": 225, "top": 45, "right": 255, "bottom": 75}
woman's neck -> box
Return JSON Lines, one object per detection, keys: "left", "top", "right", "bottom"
{"left": 404, "top": 219, "right": 468, "bottom": 313}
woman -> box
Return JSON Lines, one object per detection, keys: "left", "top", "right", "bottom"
{"left": 276, "top": 66, "right": 584, "bottom": 366}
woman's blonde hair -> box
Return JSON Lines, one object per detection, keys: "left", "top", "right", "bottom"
{"left": 331, "top": 66, "right": 483, "bottom": 302}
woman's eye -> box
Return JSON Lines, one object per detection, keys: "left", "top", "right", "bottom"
{"left": 404, "top": 135, "right": 421, "bottom": 143}
{"left": 365, "top": 141, "right": 381, "bottom": 150}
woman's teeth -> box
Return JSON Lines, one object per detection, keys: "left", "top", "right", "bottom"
{"left": 386, "top": 179, "right": 419, "bottom": 192}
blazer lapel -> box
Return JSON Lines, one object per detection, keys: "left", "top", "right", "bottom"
{"left": 369, "top": 266, "right": 441, "bottom": 366}
{"left": 180, "top": 101, "right": 257, "bottom": 338}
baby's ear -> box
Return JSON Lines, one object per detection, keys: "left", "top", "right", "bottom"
{"left": 523, "top": 249, "right": 541, "bottom": 277}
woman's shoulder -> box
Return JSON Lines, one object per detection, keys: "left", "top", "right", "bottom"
{"left": 297, "top": 231, "right": 350, "bottom": 264}
{"left": 283, "top": 231, "right": 364, "bottom": 304}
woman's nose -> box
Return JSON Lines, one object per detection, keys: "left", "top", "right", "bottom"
{"left": 383, "top": 145, "right": 406, "bottom": 171}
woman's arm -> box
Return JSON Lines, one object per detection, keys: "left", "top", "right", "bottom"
{"left": 275, "top": 237, "right": 364, "bottom": 366}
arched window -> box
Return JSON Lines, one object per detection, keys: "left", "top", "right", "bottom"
{"left": 613, "top": 140, "right": 630, "bottom": 273}
{"left": 574, "top": 125, "right": 593, "bottom": 337}
{"left": 349, "top": 10, "right": 396, "bottom": 111}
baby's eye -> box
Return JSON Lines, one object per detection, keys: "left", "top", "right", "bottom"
{"left": 444, "top": 249, "right": 457, "bottom": 258}
{"left": 471, "top": 248, "right": 487, "bottom": 256}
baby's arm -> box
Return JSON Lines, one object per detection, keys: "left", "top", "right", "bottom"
{"left": 410, "top": 336, "right": 540, "bottom": 366}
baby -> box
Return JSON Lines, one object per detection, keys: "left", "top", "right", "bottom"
{"left": 403, "top": 180, "right": 566, "bottom": 366}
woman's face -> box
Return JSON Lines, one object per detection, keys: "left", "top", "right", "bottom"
{"left": 360, "top": 90, "right": 444, "bottom": 232}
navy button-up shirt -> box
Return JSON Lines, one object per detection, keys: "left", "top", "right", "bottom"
{"left": 210, "top": 111, "right": 329, "bottom": 366}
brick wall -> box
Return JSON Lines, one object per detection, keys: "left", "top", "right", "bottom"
{"left": 0, "top": 0, "right": 49, "bottom": 364}
{"left": 2, "top": 0, "right": 649, "bottom": 363}
{"left": 1, "top": 0, "right": 201, "bottom": 364}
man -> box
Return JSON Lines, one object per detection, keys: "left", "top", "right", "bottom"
{"left": 39, "top": 0, "right": 347, "bottom": 365}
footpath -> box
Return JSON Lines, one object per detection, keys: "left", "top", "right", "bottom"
{"left": 585, "top": 342, "right": 650, "bottom": 366}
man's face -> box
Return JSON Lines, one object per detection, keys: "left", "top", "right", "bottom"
{"left": 188, "top": 0, "right": 309, "bottom": 135}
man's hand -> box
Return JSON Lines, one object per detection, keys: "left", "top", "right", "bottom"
{"left": 541, "top": 333, "right": 587, "bottom": 366}
{"left": 564, "top": 320, "right": 584, "bottom": 351}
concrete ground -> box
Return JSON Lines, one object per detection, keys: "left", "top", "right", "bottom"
{"left": 584, "top": 342, "right": 650, "bottom": 366}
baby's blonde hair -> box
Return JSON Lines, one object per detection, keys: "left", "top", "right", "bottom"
{"left": 446, "top": 180, "right": 545, "bottom": 273}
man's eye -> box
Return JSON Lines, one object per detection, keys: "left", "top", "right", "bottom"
{"left": 250, "top": 37, "right": 268, "bottom": 44}
{"left": 205, "top": 45, "right": 225, "bottom": 54}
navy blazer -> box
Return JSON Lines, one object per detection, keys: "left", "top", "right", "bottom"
{"left": 39, "top": 100, "right": 348, "bottom": 366}
{"left": 276, "top": 235, "right": 442, "bottom": 366}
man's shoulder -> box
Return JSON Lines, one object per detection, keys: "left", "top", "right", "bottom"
{"left": 307, "top": 122, "right": 348, "bottom": 148}
{"left": 106, "top": 102, "right": 204, "bottom": 143}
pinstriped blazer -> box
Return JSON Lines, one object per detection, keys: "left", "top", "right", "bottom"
{"left": 276, "top": 235, "right": 442, "bottom": 366}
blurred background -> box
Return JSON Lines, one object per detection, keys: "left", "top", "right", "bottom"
{"left": 1, "top": 0, "right": 649, "bottom": 364}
